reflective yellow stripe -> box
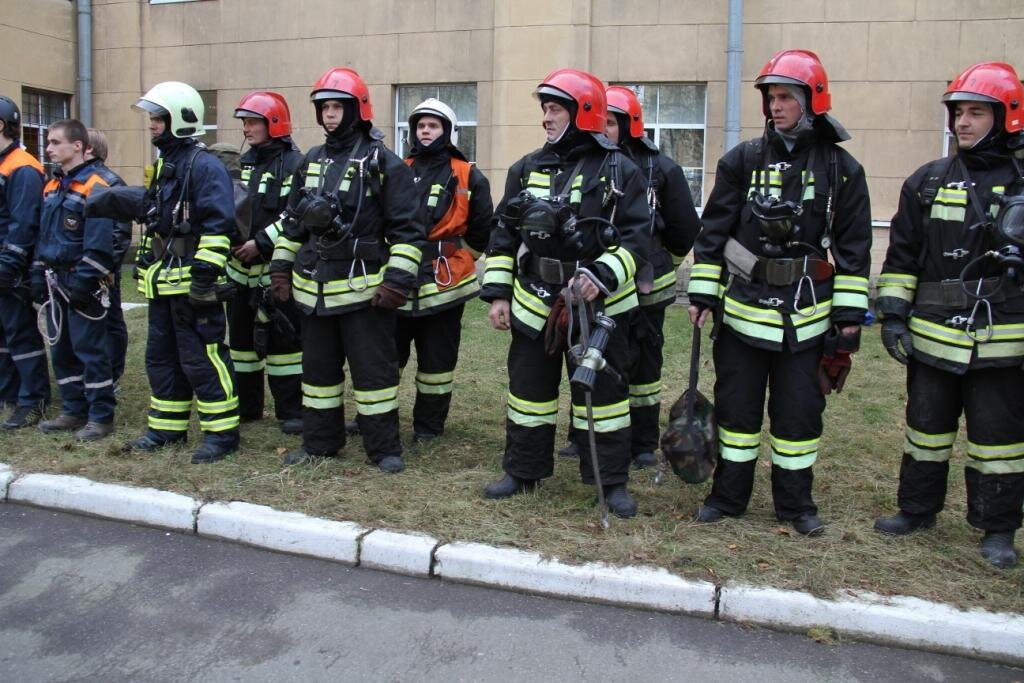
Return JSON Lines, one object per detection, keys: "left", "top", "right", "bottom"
{"left": 387, "top": 243, "right": 422, "bottom": 276}
{"left": 930, "top": 204, "right": 966, "bottom": 222}
{"left": 205, "top": 344, "right": 235, "bottom": 404}
{"left": 148, "top": 417, "right": 189, "bottom": 431}
{"left": 507, "top": 393, "right": 558, "bottom": 427}
{"left": 604, "top": 287, "right": 638, "bottom": 317}
{"left": 404, "top": 274, "right": 479, "bottom": 312}
{"left": 877, "top": 286, "right": 915, "bottom": 303}
{"left": 687, "top": 263, "right": 723, "bottom": 298}
{"left": 302, "top": 382, "right": 342, "bottom": 398}
{"left": 354, "top": 385, "right": 398, "bottom": 415}
{"left": 483, "top": 254, "right": 514, "bottom": 287}
{"left": 628, "top": 381, "right": 661, "bottom": 407}
{"left": 230, "top": 349, "right": 260, "bottom": 361}
{"left": 719, "top": 426, "right": 760, "bottom": 462}
{"left": 200, "top": 416, "right": 241, "bottom": 432}
{"left": 150, "top": 397, "right": 191, "bottom": 412}
{"left": 415, "top": 370, "right": 454, "bottom": 395}
{"left": 571, "top": 399, "right": 630, "bottom": 432}
{"left": 909, "top": 317, "right": 973, "bottom": 347}
{"left": 723, "top": 296, "right": 784, "bottom": 343}
{"left": 197, "top": 396, "right": 239, "bottom": 413}
{"left": 198, "top": 235, "right": 231, "bottom": 250}
{"left": 770, "top": 434, "right": 819, "bottom": 470}
{"left": 877, "top": 272, "right": 918, "bottom": 290}
{"left": 833, "top": 275, "right": 869, "bottom": 310}
{"left": 594, "top": 247, "right": 637, "bottom": 288}
{"left": 303, "top": 395, "right": 342, "bottom": 409}
{"left": 511, "top": 280, "right": 549, "bottom": 332}
{"left": 195, "top": 250, "right": 227, "bottom": 269}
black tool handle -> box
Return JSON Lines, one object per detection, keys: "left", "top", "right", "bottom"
{"left": 685, "top": 324, "right": 701, "bottom": 421}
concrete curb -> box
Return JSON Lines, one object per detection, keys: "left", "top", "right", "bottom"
{"left": 434, "top": 541, "right": 717, "bottom": 616}
{"left": 360, "top": 529, "right": 437, "bottom": 577}
{"left": 0, "top": 464, "right": 13, "bottom": 501}
{"left": 719, "top": 584, "right": 1024, "bottom": 665}
{"left": 196, "top": 501, "right": 364, "bottom": 565}
{"left": 6, "top": 472, "right": 198, "bottom": 532}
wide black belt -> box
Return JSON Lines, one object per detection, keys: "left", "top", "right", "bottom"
{"left": 521, "top": 253, "right": 583, "bottom": 285}
{"left": 750, "top": 256, "right": 834, "bottom": 286}
{"left": 150, "top": 234, "right": 195, "bottom": 260}
{"left": 915, "top": 277, "right": 1024, "bottom": 307}
{"left": 316, "top": 236, "right": 380, "bottom": 262}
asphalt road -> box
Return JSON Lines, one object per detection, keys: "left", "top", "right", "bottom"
{"left": 0, "top": 503, "right": 1020, "bottom": 682}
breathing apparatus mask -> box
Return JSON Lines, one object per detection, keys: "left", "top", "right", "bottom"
{"left": 986, "top": 193, "right": 1024, "bottom": 274}
{"left": 284, "top": 189, "right": 350, "bottom": 239}
{"left": 750, "top": 191, "right": 803, "bottom": 256}
{"left": 503, "top": 189, "right": 619, "bottom": 254}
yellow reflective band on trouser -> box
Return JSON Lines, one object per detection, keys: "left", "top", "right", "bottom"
{"left": 687, "top": 263, "right": 723, "bottom": 298}
{"left": 904, "top": 426, "right": 956, "bottom": 462}
{"left": 387, "top": 243, "right": 423, "bottom": 276}
{"left": 595, "top": 247, "right": 637, "bottom": 288}
{"left": 483, "top": 254, "right": 514, "bottom": 287}
{"left": 148, "top": 416, "right": 189, "bottom": 431}
{"left": 199, "top": 416, "right": 241, "bottom": 432}
{"left": 507, "top": 393, "right": 558, "bottom": 428}
{"left": 628, "top": 380, "right": 661, "bottom": 408}
{"left": 571, "top": 399, "right": 630, "bottom": 432}
{"left": 354, "top": 386, "right": 399, "bottom": 416}
{"left": 719, "top": 426, "right": 760, "bottom": 462}
{"left": 267, "top": 352, "right": 303, "bottom": 376}
{"left": 415, "top": 370, "right": 454, "bottom": 395}
{"left": 966, "top": 440, "right": 1024, "bottom": 475}
{"left": 230, "top": 349, "right": 265, "bottom": 374}
{"left": 197, "top": 397, "right": 240, "bottom": 413}
{"left": 770, "top": 434, "right": 818, "bottom": 470}
{"left": 150, "top": 397, "right": 191, "bottom": 412}
{"left": 302, "top": 382, "right": 343, "bottom": 410}
{"left": 205, "top": 344, "right": 236, "bottom": 402}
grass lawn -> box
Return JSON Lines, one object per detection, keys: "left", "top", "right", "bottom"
{"left": 3, "top": 290, "right": 1022, "bottom": 613}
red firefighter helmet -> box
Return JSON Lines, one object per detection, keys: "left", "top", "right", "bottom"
{"left": 535, "top": 69, "right": 607, "bottom": 134}
{"left": 310, "top": 67, "right": 373, "bottom": 122}
{"left": 233, "top": 91, "right": 292, "bottom": 138}
{"left": 605, "top": 85, "right": 645, "bottom": 138}
{"left": 943, "top": 62, "right": 1024, "bottom": 134}
{"left": 755, "top": 49, "right": 831, "bottom": 117}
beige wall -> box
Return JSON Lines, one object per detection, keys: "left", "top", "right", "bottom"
{"left": 0, "top": 0, "right": 77, "bottom": 125}
{"left": 16, "top": 0, "right": 1024, "bottom": 228}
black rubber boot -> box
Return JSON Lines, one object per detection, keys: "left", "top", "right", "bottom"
{"left": 279, "top": 418, "right": 303, "bottom": 435}
{"left": 376, "top": 455, "right": 405, "bottom": 474}
{"left": 412, "top": 431, "right": 439, "bottom": 444}
{"left": 75, "top": 422, "right": 113, "bottom": 442}
{"left": 874, "top": 511, "right": 936, "bottom": 536}
{"left": 980, "top": 531, "right": 1019, "bottom": 569}
{"left": 603, "top": 484, "right": 637, "bottom": 518}
{"left": 695, "top": 504, "right": 726, "bottom": 523}
{"left": 790, "top": 513, "right": 826, "bottom": 536}
{"left": 38, "top": 414, "right": 87, "bottom": 433}
{"left": 483, "top": 474, "right": 537, "bottom": 499}
{"left": 632, "top": 452, "right": 657, "bottom": 469}
{"left": 3, "top": 402, "right": 45, "bottom": 430}
{"left": 123, "top": 431, "right": 181, "bottom": 453}
{"left": 191, "top": 441, "right": 235, "bottom": 465}
{"left": 558, "top": 441, "right": 578, "bottom": 458}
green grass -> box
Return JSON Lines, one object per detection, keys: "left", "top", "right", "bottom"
{"left": 3, "top": 296, "right": 1022, "bottom": 613}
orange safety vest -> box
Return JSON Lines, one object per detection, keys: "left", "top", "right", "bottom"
{"left": 405, "top": 157, "right": 475, "bottom": 291}
{"left": 0, "top": 147, "right": 44, "bottom": 179}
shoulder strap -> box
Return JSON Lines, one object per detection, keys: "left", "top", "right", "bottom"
{"left": 918, "top": 155, "right": 955, "bottom": 208}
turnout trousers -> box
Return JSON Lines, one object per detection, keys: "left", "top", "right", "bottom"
{"left": 300, "top": 306, "right": 402, "bottom": 463}
{"left": 44, "top": 291, "right": 115, "bottom": 423}
{"left": 503, "top": 312, "right": 632, "bottom": 486}
{"left": 628, "top": 305, "right": 666, "bottom": 456}
{"left": 145, "top": 297, "right": 239, "bottom": 449}
{"left": 395, "top": 303, "right": 464, "bottom": 437}
{"left": 705, "top": 325, "right": 825, "bottom": 520}
{"left": 105, "top": 271, "right": 128, "bottom": 383}
{"left": 227, "top": 286, "right": 302, "bottom": 421}
{"left": 898, "top": 359, "right": 1024, "bottom": 532}
{"left": 0, "top": 289, "right": 49, "bottom": 407}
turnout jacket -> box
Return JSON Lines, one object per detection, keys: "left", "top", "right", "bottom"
{"left": 687, "top": 127, "right": 872, "bottom": 352}
{"left": 34, "top": 160, "right": 116, "bottom": 290}
{"left": 226, "top": 138, "right": 304, "bottom": 288}
{"left": 0, "top": 142, "right": 44, "bottom": 283}
{"left": 479, "top": 132, "right": 651, "bottom": 338}
{"left": 877, "top": 149, "right": 1024, "bottom": 374}
{"left": 623, "top": 137, "right": 701, "bottom": 308}
{"left": 269, "top": 126, "right": 426, "bottom": 316}
{"left": 136, "top": 138, "right": 236, "bottom": 299}
{"left": 400, "top": 147, "right": 493, "bottom": 316}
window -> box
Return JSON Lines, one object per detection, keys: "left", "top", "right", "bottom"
{"left": 20, "top": 88, "right": 71, "bottom": 166}
{"left": 198, "top": 90, "right": 217, "bottom": 136}
{"left": 616, "top": 83, "right": 707, "bottom": 206}
{"left": 394, "top": 84, "right": 477, "bottom": 161}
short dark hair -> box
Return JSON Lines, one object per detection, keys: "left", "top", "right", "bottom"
{"left": 86, "top": 127, "right": 108, "bottom": 162}
{"left": 48, "top": 119, "right": 90, "bottom": 149}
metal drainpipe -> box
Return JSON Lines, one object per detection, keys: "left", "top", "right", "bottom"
{"left": 77, "top": 0, "right": 93, "bottom": 126}
{"left": 723, "top": 0, "right": 743, "bottom": 152}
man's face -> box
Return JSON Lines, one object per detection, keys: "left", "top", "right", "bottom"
{"left": 416, "top": 115, "right": 445, "bottom": 146}
{"left": 954, "top": 101, "right": 995, "bottom": 149}
{"left": 320, "top": 99, "right": 345, "bottom": 132}
{"left": 604, "top": 113, "right": 620, "bottom": 145}
{"left": 46, "top": 128, "right": 82, "bottom": 171}
{"left": 242, "top": 117, "right": 270, "bottom": 146}
{"left": 766, "top": 84, "right": 803, "bottom": 132}
{"left": 148, "top": 115, "right": 166, "bottom": 139}
{"left": 542, "top": 100, "right": 571, "bottom": 143}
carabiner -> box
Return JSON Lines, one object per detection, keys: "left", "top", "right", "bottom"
{"left": 434, "top": 254, "right": 453, "bottom": 288}
{"left": 965, "top": 297, "right": 994, "bottom": 343}
{"left": 348, "top": 258, "right": 369, "bottom": 292}
{"left": 792, "top": 262, "right": 819, "bottom": 318}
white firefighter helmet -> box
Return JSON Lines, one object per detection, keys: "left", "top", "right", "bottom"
{"left": 134, "top": 81, "right": 205, "bottom": 138}
{"left": 408, "top": 98, "right": 459, "bottom": 146}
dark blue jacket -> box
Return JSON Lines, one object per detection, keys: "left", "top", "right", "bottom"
{"left": 0, "top": 142, "right": 45, "bottom": 283}
{"left": 90, "top": 161, "right": 133, "bottom": 267}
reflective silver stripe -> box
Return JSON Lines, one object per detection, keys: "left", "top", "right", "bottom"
{"left": 57, "top": 375, "right": 84, "bottom": 385}
{"left": 0, "top": 347, "right": 8, "bottom": 354}
{"left": 84, "top": 379, "right": 114, "bottom": 389}
{"left": 11, "top": 349, "right": 46, "bottom": 360}
{"left": 4, "top": 243, "right": 26, "bottom": 256}
{"left": 80, "top": 256, "right": 111, "bottom": 276}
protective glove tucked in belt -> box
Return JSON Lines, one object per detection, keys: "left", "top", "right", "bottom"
{"left": 818, "top": 325, "right": 859, "bottom": 395}
{"left": 543, "top": 293, "right": 570, "bottom": 356}
{"left": 881, "top": 318, "right": 913, "bottom": 365}
{"left": 371, "top": 283, "right": 408, "bottom": 309}
{"left": 270, "top": 272, "right": 292, "bottom": 303}
{"left": 188, "top": 271, "right": 220, "bottom": 307}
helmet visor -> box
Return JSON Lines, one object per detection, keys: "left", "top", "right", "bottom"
{"left": 133, "top": 99, "right": 168, "bottom": 116}
{"left": 311, "top": 90, "right": 354, "bottom": 103}
{"left": 233, "top": 108, "right": 265, "bottom": 120}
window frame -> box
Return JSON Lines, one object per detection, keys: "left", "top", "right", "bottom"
{"left": 20, "top": 87, "right": 72, "bottom": 167}
{"left": 393, "top": 84, "right": 478, "bottom": 161}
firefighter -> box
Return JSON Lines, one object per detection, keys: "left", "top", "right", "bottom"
{"left": 227, "top": 91, "right": 305, "bottom": 434}
{"left": 398, "top": 98, "right": 493, "bottom": 442}
{"left": 686, "top": 50, "right": 872, "bottom": 535}
{"left": 32, "top": 119, "right": 116, "bottom": 440}
{"left": 269, "top": 67, "right": 426, "bottom": 472}
{"left": 874, "top": 62, "right": 1024, "bottom": 569}
{"left": 479, "top": 68, "right": 651, "bottom": 517}
{"left": 124, "top": 81, "right": 240, "bottom": 464}
{"left": 85, "top": 127, "right": 132, "bottom": 384}
{"left": 0, "top": 94, "right": 50, "bottom": 429}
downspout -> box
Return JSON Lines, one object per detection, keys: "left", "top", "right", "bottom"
{"left": 77, "top": 0, "right": 93, "bottom": 126}
{"left": 723, "top": 0, "right": 743, "bottom": 152}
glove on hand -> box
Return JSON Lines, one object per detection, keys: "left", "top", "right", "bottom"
{"left": 881, "top": 318, "right": 913, "bottom": 365}
{"left": 543, "top": 293, "right": 570, "bottom": 356}
{"left": 68, "top": 276, "right": 99, "bottom": 311}
{"left": 269, "top": 272, "right": 292, "bottom": 303}
{"left": 371, "top": 284, "right": 408, "bottom": 309}
{"left": 188, "top": 273, "right": 219, "bottom": 308}
{"left": 818, "top": 325, "right": 860, "bottom": 395}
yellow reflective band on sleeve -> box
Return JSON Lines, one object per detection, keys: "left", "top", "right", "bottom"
{"left": 595, "top": 247, "right": 637, "bottom": 288}
{"left": 877, "top": 272, "right": 918, "bottom": 291}
{"left": 415, "top": 370, "right": 455, "bottom": 395}
{"left": 628, "top": 381, "right": 661, "bottom": 408}
{"left": 640, "top": 269, "right": 679, "bottom": 305}
{"left": 507, "top": 393, "right": 558, "bottom": 427}
{"left": 687, "top": 263, "right": 723, "bottom": 298}
{"left": 966, "top": 440, "right": 1024, "bottom": 474}
{"left": 205, "top": 345, "right": 236, "bottom": 403}
{"left": 387, "top": 243, "right": 422, "bottom": 276}
{"left": 195, "top": 249, "right": 228, "bottom": 270}
{"left": 571, "top": 399, "right": 630, "bottom": 432}
{"left": 603, "top": 281, "right": 638, "bottom": 317}
{"left": 770, "top": 434, "right": 819, "bottom": 470}
{"left": 904, "top": 426, "right": 956, "bottom": 462}
{"left": 877, "top": 286, "right": 915, "bottom": 303}
{"left": 833, "top": 275, "right": 869, "bottom": 310}
{"left": 148, "top": 416, "right": 189, "bottom": 432}
{"left": 935, "top": 187, "right": 967, "bottom": 205}
{"left": 483, "top": 254, "right": 514, "bottom": 287}
{"left": 263, "top": 223, "right": 281, "bottom": 245}
{"left": 198, "top": 235, "right": 231, "bottom": 251}
{"left": 150, "top": 396, "right": 192, "bottom": 413}
{"left": 354, "top": 386, "right": 399, "bottom": 415}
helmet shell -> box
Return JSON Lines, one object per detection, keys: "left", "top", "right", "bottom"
{"left": 535, "top": 68, "right": 607, "bottom": 134}
{"left": 134, "top": 81, "right": 205, "bottom": 138}
{"left": 408, "top": 97, "right": 459, "bottom": 146}
{"left": 605, "top": 85, "right": 645, "bottom": 138}
{"left": 755, "top": 49, "right": 831, "bottom": 117}
{"left": 943, "top": 62, "right": 1024, "bottom": 134}
{"left": 310, "top": 67, "right": 373, "bottom": 122}
{"left": 0, "top": 95, "right": 21, "bottom": 139}
{"left": 234, "top": 91, "right": 292, "bottom": 138}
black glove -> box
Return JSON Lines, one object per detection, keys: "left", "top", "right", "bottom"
{"left": 68, "top": 277, "right": 98, "bottom": 311}
{"left": 30, "top": 279, "right": 47, "bottom": 305}
{"left": 188, "top": 271, "right": 219, "bottom": 307}
{"left": 0, "top": 266, "right": 16, "bottom": 290}
{"left": 881, "top": 318, "right": 913, "bottom": 365}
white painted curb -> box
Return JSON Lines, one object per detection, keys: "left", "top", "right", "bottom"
{"left": 197, "top": 501, "right": 364, "bottom": 565}
{"left": 719, "top": 584, "right": 1024, "bottom": 665}
{"left": 435, "top": 541, "right": 717, "bottom": 616}
{"left": 7, "top": 473, "right": 197, "bottom": 532}
{"left": 360, "top": 529, "right": 438, "bottom": 577}
{"left": 0, "top": 463, "right": 13, "bottom": 500}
